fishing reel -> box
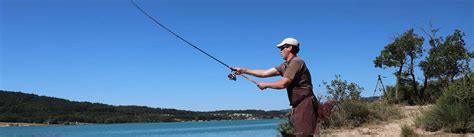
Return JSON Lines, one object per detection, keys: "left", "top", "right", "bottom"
{"left": 228, "top": 71, "right": 237, "bottom": 81}
{"left": 227, "top": 69, "right": 258, "bottom": 85}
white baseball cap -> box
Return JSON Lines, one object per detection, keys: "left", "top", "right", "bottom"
{"left": 276, "top": 37, "right": 299, "bottom": 48}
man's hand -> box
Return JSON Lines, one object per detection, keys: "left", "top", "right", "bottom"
{"left": 231, "top": 67, "right": 247, "bottom": 75}
{"left": 257, "top": 82, "right": 267, "bottom": 90}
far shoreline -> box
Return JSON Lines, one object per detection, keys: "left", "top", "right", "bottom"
{"left": 0, "top": 119, "right": 284, "bottom": 128}
{"left": 0, "top": 122, "right": 91, "bottom": 127}
{"left": 0, "top": 122, "right": 48, "bottom": 127}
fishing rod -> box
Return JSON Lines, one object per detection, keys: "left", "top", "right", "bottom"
{"left": 130, "top": 0, "right": 257, "bottom": 85}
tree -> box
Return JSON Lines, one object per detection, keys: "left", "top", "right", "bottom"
{"left": 419, "top": 27, "right": 473, "bottom": 101}
{"left": 374, "top": 29, "right": 424, "bottom": 102}
{"left": 399, "top": 29, "right": 424, "bottom": 100}
{"left": 324, "top": 75, "right": 363, "bottom": 102}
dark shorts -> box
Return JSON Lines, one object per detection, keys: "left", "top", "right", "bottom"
{"left": 291, "top": 96, "right": 318, "bottom": 135}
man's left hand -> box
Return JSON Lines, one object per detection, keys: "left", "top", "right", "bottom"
{"left": 257, "top": 83, "right": 267, "bottom": 90}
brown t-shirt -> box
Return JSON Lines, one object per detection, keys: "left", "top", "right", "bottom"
{"left": 275, "top": 56, "right": 314, "bottom": 106}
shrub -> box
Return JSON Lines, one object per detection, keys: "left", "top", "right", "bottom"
{"left": 341, "top": 100, "right": 371, "bottom": 127}
{"left": 277, "top": 120, "right": 294, "bottom": 136}
{"left": 321, "top": 100, "right": 370, "bottom": 128}
{"left": 414, "top": 108, "right": 442, "bottom": 131}
{"left": 319, "top": 99, "right": 402, "bottom": 129}
{"left": 418, "top": 75, "right": 474, "bottom": 133}
{"left": 318, "top": 99, "right": 336, "bottom": 123}
{"left": 400, "top": 124, "right": 417, "bottom": 137}
{"left": 422, "top": 81, "right": 444, "bottom": 103}
{"left": 368, "top": 101, "right": 402, "bottom": 122}
{"left": 324, "top": 108, "right": 345, "bottom": 128}
{"left": 383, "top": 78, "right": 419, "bottom": 105}
{"left": 320, "top": 101, "right": 343, "bottom": 128}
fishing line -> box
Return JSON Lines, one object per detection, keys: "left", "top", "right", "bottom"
{"left": 130, "top": 0, "right": 232, "bottom": 70}
{"left": 130, "top": 0, "right": 258, "bottom": 84}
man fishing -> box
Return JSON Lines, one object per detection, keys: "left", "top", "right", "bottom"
{"left": 131, "top": 1, "right": 318, "bottom": 135}
{"left": 232, "top": 38, "right": 318, "bottom": 137}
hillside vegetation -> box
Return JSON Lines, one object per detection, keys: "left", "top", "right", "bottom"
{"left": 0, "top": 90, "right": 286, "bottom": 124}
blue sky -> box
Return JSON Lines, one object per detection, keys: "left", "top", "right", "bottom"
{"left": 1, "top": 0, "right": 473, "bottom": 111}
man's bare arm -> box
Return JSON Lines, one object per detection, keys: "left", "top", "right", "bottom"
{"left": 257, "top": 77, "right": 292, "bottom": 90}
{"left": 244, "top": 68, "right": 280, "bottom": 78}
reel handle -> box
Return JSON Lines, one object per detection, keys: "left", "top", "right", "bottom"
{"left": 227, "top": 72, "right": 257, "bottom": 85}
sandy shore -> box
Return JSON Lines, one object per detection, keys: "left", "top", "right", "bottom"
{"left": 322, "top": 105, "right": 474, "bottom": 137}
{"left": 0, "top": 122, "right": 48, "bottom": 127}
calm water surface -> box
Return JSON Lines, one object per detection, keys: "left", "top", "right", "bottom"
{"left": 0, "top": 119, "right": 284, "bottom": 137}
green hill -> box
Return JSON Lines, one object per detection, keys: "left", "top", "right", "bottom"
{"left": 0, "top": 90, "right": 286, "bottom": 124}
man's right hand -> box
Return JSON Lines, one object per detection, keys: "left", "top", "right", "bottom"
{"left": 231, "top": 67, "right": 247, "bottom": 75}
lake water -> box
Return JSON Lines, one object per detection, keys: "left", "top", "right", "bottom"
{"left": 0, "top": 119, "right": 284, "bottom": 137}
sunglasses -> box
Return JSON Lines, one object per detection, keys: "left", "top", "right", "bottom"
{"left": 279, "top": 45, "right": 291, "bottom": 51}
